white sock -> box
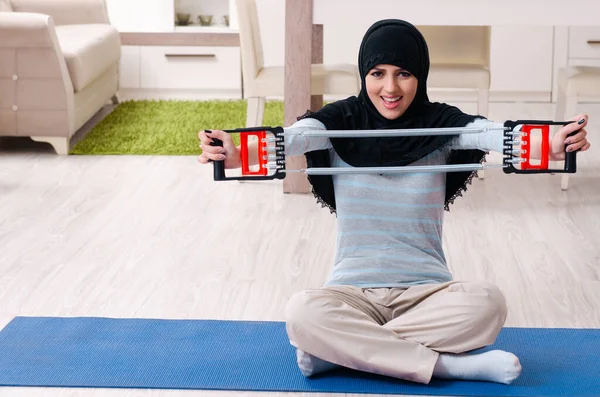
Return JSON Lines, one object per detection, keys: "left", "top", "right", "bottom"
{"left": 296, "top": 349, "right": 340, "bottom": 377}
{"left": 433, "top": 350, "right": 522, "bottom": 384}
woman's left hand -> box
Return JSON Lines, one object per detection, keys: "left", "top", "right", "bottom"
{"left": 550, "top": 114, "right": 591, "bottom": 161}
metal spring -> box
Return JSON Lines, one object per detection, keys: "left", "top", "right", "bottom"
{"left": 505, "top": 131, "right": 528, "bottom": 137}
{"left": 266, "top": 163, "right": 285, "bottom": 170}
{"left": 261, "top": 137, "right": 284, "bottom": 143}
{"left": 262, "top": 154, "right": 282, "bottom": 161}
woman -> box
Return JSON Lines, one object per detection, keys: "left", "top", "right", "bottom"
{"left": 198, "top": 19, "right": 590, "bottom": 384}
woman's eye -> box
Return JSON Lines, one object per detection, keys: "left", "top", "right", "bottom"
{"left": 399, "top": 72, "right": 411, "bottom": 78}
{"left": 371, "top": 71, "right": 382, "bottom": 77}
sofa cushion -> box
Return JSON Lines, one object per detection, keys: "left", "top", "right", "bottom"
{"left": 55, "top": 24, "right": 120, "bottom": 92}
{"left": 0, "top": 0, "right": 12, "bottom": 12}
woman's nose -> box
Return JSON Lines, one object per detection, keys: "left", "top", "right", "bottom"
{"left": 384, "top": 76, "right": 399, "bottom": 92}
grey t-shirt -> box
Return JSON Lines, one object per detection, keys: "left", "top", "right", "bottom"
{"left": 284, "top": 117, "right": 504, "bottom": 288}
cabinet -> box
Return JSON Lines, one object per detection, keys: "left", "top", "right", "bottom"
{"left": 567, "top": 27, "right": 600, "bottom": 71}
{"left": 140, "top": 46, "right": 240, "bottom": 90}
{"left": 568, "top": 27, "right": 600, "bottom": 61}
{"left": 119, "top": 46, "right": 141, "bottom": 89}
{"left": 118, "top": 45, "right": 242, "bottom": 99}
{"left": 550, "top": 26, "right": 600, "bottom": 103}
{"left": 107, "top": 0, "right": 242, "bottom": 100}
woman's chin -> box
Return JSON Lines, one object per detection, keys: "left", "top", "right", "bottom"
{"left": 380, "top": 108, "right": 406, "bottom": 120}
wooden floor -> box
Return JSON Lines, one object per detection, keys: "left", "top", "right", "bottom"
{"left": 0, "top": 102, "right": 599, "bottom": 397}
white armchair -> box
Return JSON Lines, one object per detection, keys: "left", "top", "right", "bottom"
{"left": 0, "top": 0, "right": 121, "bottom": 154}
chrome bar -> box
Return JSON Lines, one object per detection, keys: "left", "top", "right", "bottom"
{"left": 282, "top": 126, "right": 509, "bottom": 138}
{"left": 285, "top": 163, "right": 506, "bottom": 175}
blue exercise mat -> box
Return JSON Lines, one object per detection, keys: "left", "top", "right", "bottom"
{"left": 0, "top": 316, "right": 598, "bottom": 396}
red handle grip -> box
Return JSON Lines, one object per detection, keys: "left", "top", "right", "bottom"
{"left": 240, "top": 130, "right": 268, "bottom": 176}
{"left": 519, "top": 124, "right": 550, "bottom": 170}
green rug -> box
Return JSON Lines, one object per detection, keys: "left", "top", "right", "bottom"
{"left": 70, "top": 100, "right": 286, "bottom": 155}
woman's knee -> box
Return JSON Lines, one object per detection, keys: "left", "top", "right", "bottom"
{"left": 480, "top": 282, "right": 508, "bottom": 322}
{"left": 284, "top": 290, "right": 310, "bottom": 325}
{"left": 284, "top": 290, "right": 328, "bottom": 329}
{"left": 473, "top": 282, "right": 508, "bottom": 339}
{"left": 452, "top": 281, "right": 508, "bottom": 326}
{"left": 284, "top": 289, "right": 333, "bottom": 348}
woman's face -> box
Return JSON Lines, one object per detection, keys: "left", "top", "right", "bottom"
{"left": 365, "top": 64, "right": 418, "bottom": 120}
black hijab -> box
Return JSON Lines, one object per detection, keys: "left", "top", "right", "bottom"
{"left": 299, "top": 19, "right": 487, "bottom": 214}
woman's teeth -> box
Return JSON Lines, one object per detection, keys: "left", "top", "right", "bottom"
{"left": 381, "top": 96, "right": 402, "bottom": 109}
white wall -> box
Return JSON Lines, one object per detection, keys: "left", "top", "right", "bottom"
{"left": 106, "top": 0, "right": 173, "bottom": 32}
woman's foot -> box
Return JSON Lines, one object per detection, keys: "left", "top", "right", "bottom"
{"left": 296, "top": 349, "right": 340, "bottom": 377}
{"left": 433, "top": 350, "right": 522, "bottom": 384}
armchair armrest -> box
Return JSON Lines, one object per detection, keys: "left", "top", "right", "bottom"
{"left": 0, "top": 12, "right": 75, "bottom": 137}
{"left": 10, "top": 0, "right": 110, "bottom": 26}
{"left": 0, "top": 12, "right": 60, "bottom": 47}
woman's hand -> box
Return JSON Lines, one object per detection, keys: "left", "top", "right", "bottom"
{"left": 550, "top": 114, "right": 591, "bottom": 161}
{"left": 197, "top": 129, "right": 241, "bottom": 169}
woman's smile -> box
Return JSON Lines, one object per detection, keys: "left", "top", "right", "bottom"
{"left": 381, "top": 95, "right": 403, "bottom": 109}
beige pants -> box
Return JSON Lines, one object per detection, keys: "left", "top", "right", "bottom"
{"left": 284, "top": 280, "right": 508, "bottom": 384}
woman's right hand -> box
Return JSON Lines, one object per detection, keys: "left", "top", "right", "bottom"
{"left": 197, "top": 129, "right": 241, "bottom": 169}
